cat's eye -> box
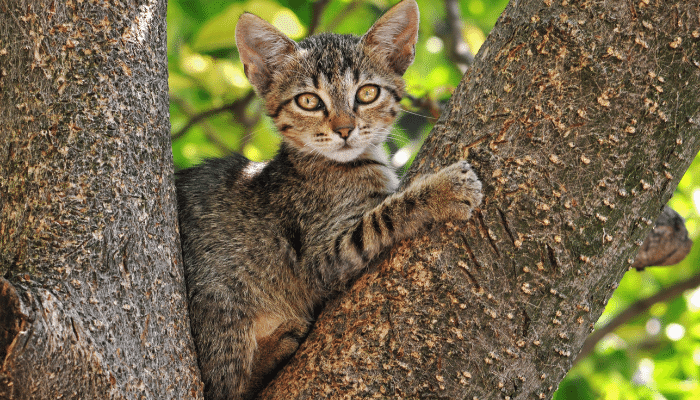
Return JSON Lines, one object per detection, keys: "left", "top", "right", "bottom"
{"left": 356, "top": 85, "right": 380, "bottom": 104}
{"left": 296, "top": 93, "right": 323, "bottom": 111}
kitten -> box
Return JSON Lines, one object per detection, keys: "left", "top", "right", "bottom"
{"left": 175, "top": 1, "right": 483, "bottom": 399}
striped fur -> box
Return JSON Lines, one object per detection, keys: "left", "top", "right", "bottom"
{"left": 176, "top": 1, "right": 482, "bottom": 399}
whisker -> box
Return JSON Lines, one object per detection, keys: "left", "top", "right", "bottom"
{"left": 303, "top": 143, "right": 325, "bottom": 163}
{"left": 373, "top": 127, "right": 412, "bottom": 146}
{"left": 400, "top": 108, "right": 439, "bottom": 121}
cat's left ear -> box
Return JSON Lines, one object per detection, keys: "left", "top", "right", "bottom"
{"left": 360, "top": 0, "right": 420, "bottom": 75}
{"left": 236, "top": 13, "right": 297, "bottom": 94}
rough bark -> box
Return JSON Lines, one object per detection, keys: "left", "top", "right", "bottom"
{"left": 0, "top": 0, "right": 203, "bottom": 398}
{"left": 260, "top": 0, "right": 700, "bottom": 399}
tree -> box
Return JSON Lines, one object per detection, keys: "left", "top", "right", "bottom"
{"left": 1, "top": 1, "right": 698, "bottom": 400}
{"left": 0, "top": 0, "right": 203, "bottom": 398}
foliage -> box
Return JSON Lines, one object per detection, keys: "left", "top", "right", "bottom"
{"left": 167, "top": 0, "right": 700, "bottom": 398}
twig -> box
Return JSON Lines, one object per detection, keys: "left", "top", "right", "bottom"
{"left": 171, "top": 90, "right": 256, "bottom": 141}
{"left": 307, "top": 0, "right": 331, "bottom": 37}
{"left": 573, "top": 270, "right": 700, "bottom": 367}
{"left": 170, "top": 96, "right": 233, "bottom": 155}
{"left": 444, "top": 0, "right": 474, "bottom": 73}
{"left": 324, "top": 0, "right": 361, "bottom": 34}
{"left": 404, "top": 94, "right": 443, "bottom": 120}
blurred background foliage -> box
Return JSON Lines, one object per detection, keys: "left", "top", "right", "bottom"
{"left": 167, "top": 0, "right": 700, "bottom": 398}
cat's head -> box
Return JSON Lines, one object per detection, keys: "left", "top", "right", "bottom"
{"left": 235, "top": 0, "right": 419, "bottom": 163}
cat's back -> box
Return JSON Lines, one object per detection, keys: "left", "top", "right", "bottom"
{"left": 176, "top": 154, "right": 248, "bottom": 204}
{"left": 176, "top": 153, "right": 273, "bottom": 220}
{"left": 175, "top": 154, "right": 271, "bottom": 264}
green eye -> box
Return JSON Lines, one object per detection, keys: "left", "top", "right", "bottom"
{"left": 296, "top": 93, "right": 323, "bottom": 110}
{"left": 356, "top": 85, "right": 380, "bottom": 104}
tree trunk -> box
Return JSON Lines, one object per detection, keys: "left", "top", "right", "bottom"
{"left": 260, "top": 1, "right": 700, "bottom": 399}
{"left": 0, "top": 0, "right": 203, "bottom": 398}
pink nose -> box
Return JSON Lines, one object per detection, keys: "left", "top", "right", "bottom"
{"left": 334, "top": 125, "right": 354, "bottom": 139}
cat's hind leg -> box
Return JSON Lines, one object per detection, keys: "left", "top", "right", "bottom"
{"left": 247, "top": 317, "right": 310, "bottom": 396}
{"left": 189, "top": 291, "right": 257, "bottom": 400}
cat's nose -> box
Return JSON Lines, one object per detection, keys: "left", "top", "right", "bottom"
{"left": 334, "top": 125, "right": 355, "bottom": 139}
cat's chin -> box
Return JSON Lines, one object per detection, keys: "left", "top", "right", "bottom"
{"left": 304, "top": 140, "right": 390, "bottom": 164}
{"left": 296, "top": 142, "right": 369, "bottom": 163}
{"left": 322, "top": 146, "right": 367, "bottom": 163}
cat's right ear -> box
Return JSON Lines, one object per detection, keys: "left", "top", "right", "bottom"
{"left": 236, "top": 13, "right": 297, "bottom": 94}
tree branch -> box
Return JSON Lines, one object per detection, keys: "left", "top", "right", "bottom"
{"left": 307, "top": 0, "right": 331, "bottom": 37}
{"left": 443, "top": 0, "right": 474, "bottom": 73}
{"left": 171, "top": 90, "right": 256, "bottom": 141}
{"left": 572, "top": 205, "right": 694, "bottom": 365}
{"left": 404, "top": 94, "right": 443, "bottom": 120}
{"left": 573, "top": 270, "right": 700, "bottom": 367}
{"left": 0, "top": 278, "right": 25, "bottom": 366}
{"left": 0, "top": 1, "right": 203, "bottom": 396}
{"left": 259, "top": 0, "right": 700, "bottom": 398}
{"left": 324, "top": 1, "right": 361, "bottom": 34}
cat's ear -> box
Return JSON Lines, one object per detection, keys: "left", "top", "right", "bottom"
{"left": 236, "top": 13, "right": 297, "bottom": 94}
{"left": 360, "top": 0, "right": 419, "bottom": 75}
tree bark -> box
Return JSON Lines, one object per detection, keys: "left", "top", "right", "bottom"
{"left": 260, "top": 1, "right": 700, "bottom": 399}
{"left": 0, "top": 0, "right": 203, "bottom": 398}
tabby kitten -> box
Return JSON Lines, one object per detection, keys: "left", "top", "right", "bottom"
{"left": 176, "top": 1, "right": 483, "bottom": 399}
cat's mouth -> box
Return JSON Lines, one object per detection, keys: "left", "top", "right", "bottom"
{"left": 320, "top": 141, "right": 366, "bottom": 163}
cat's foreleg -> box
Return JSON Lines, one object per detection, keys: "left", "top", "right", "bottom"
{"left": 328, "top": 160, "right": 483, "bottom": 286}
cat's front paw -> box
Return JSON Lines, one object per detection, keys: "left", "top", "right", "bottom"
{"left": 443, "top": 160, "right": 483, "bottom": 207}
{"left": 429, "top": 161, "right": 483, "bottom": 220}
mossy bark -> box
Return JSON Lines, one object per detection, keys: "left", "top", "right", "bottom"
{"left": 0, "top": 0, "right": 203, "bottom": 398}
{"left": 260, "top": 0, "right": 700, "bottom": 399}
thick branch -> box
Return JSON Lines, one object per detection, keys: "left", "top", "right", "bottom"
{"left": 573, "top": 205, "right": 693, "bottom": 365}
{"left": 260, "top": 0, "right": 700, "bottom": 399}
{"left": 0, "top": 278, "right": 25, "bottom": 368}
